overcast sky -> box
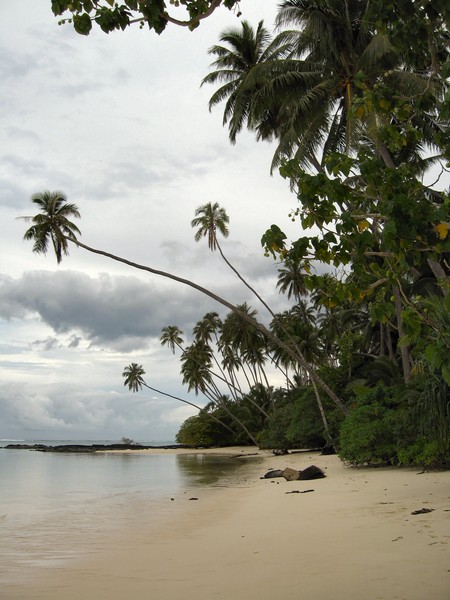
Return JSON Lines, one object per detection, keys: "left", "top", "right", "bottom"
{"left": 0, "top": 0, "right": 306, "bottom": 442}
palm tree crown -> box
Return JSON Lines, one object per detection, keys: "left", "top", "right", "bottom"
{"left": 191, "top": 202, "right": 230, "bottom": 251}
{"left": 20, "top": 191, "right": 81, "bottom": 264}
{"left": 201, "top": 20, "right": 291, "bottom": 144}
{"left": 160, "top": 325, "right": 184, "bottom": 354}
{"left": 122, "top": 363, "right": 146, "bottom": 393}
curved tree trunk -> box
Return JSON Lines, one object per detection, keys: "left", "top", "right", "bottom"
{"left": 67, "top": 236, "right": 348, "bottom": 414}
{"left": 142, "top": 382, "right": 235, "bottom": 434}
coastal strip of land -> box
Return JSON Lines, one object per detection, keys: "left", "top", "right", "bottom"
{"left": 4, "top": 448, "right": 450, "bottom": 600}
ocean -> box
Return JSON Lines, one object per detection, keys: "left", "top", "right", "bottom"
{"left": 0, "top": 439, "right": 252, "bottom": 587}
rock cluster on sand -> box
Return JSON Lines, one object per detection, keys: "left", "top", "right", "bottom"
{"left": 262, "top": 465, "right": 326, "bottom": 481}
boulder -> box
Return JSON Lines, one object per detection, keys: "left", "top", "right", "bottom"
{"left": 299, "top": 465, "right": 326, "bottom": 480}
{"left": 282, "top": 467, "right": 300, "bottom": 481}
{"left": 262, "top": 469, "right": 284, "bottom": 479}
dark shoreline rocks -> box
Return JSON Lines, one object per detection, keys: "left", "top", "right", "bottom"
{"left": 3, "top": 443, "right": 191, "bottom": 453}
{"left": 262, "top": 465, "right": 326, "bottom": 481}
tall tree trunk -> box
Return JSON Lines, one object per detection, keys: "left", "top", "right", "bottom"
{"left": 311, "top": 378, "right": 333, "bottom": 447}
{"left": 392, "top": 284, "right": 411, "bottom": 382}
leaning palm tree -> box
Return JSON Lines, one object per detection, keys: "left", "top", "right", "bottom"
{"left": 191, "top": 201, "right": 229, "bottom": 251}
{"left": 19, "top": 191, "right": 81, "bottom": 263}
{"left": 122, "top": 363, "right": 235, "bottom": 434}
{"left": 21, "top": 193, "right": 347, "bottom": 414}
{"left": 191, "top": 201, "right": 281, "bottom": 324}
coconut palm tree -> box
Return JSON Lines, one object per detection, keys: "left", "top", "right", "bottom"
{"left": 160, "top": 325, "right": 184, "bottom": 354}
{"left": 276, "top": 257, "right": 309, "bottom": 302}
{"left": 21, "top": 192, "right": 347, "bottom": 414}
{"left": 201, "top": 19, "right": 292, "bottom": 144}
{"left": 122, "top": 362, "right": 146, "bottom": 392}
{"left": 122, "top": 363, "right": 235, "bottom": 434}
{"left": 192, "top": 202, "right": 283, "bottom": 325}
{"left": 191, "top": 202, "right": 229, "bottom": 251}
{"left": 204, "top": 1, "right": 439, "bottom": 173}
{"left": 19, "top": 191, "right": 81, "bottom": 263}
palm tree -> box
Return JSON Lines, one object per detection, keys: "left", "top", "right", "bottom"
{"left": 264, "top": 0, "right": 396, "bottom": 170}
{"left": 276, "top": 257, "right": 309, "bottom": 302}
{"left": 191, "top": 201, "right": 282, "bottom": 325}
{"left": 19, "top": 191, "right": 81, "bottom": 263}
{"left": 191, "top": 201, "right": 229, "bottom": 251}
{"left": 122, "top": 362, "right": 146, "bottom": 392}
{"left": 122, "top": 363, "right": 235, "bottom": 434}
{"left": 201, "top": 20, "right": 292, "bottom": 144}
{"left": 21, "top": 192, "right": 347, "bottom": 414}
{"left": 204, "top": 1, "right": 438, "bottom": 173}
{"left": 160, "top": 325, "right": 184, "bottom": 354}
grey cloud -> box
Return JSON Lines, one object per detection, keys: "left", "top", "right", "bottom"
{"left": 0, "top": 270, "right": 219, "bottom": 350}
{"left": 32, "top": 336, "right": 60, "bottom": 351}
{"left": 0, "top": 381, "right": 189, "bottom": 441}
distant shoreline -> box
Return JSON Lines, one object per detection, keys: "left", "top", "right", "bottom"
{"left": 2, "top": 442, "right": 191, "bottom": 453}
{"left": 2, "top": 443, "right": 261, "bottom": 454}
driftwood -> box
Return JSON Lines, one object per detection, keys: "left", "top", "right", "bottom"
{"left": 411, "top": 508, "right": 434, "bottom": 515}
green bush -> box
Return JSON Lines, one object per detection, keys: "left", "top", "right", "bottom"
{"left": 258, "top": 386, "right": 344, "bottom": 451}
{"left": 176, "top": 411, "right": 237, "bottom": 447}
{"left": 258, "top": 402, "right": 295, "bottom": 450}
{"left": 338, "top": 384, "right": 405, "bottom": 465}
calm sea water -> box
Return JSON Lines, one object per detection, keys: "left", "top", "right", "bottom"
{"left": 0, "top": 439, "right": 254, "bottom": 586}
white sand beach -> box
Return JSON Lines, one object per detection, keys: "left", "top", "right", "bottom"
{"left": 4, "top": 448, "right": 450, "bottom": 600}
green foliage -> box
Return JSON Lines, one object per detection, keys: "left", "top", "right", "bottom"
{"left": 401, "top": 294, "right": 450, "bottom": 385}
{"left": 176, "top": 411, "right": 237, "bottom": 447}
{"left": 339, "top": 378, "right": 450, "bottom": 467}
{"left": 120, "top": 436, "right": 140, "bottom": 445}
{"left": 257, "top": 401, "right": 294, "bottom": 451}
{"left": 339, "top": 384, "right": 406, "bottom": 465}
{"left": 51, "top": 0, "right": 239, "bottom": 35}
{"left": 258, "top": 386, "right": 344, "bottom": 451}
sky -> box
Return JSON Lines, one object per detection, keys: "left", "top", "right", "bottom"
{"left": 0, "top": 0, "right": 303, "bottom": 442}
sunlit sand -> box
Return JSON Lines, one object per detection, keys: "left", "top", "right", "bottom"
{"left": 4, "top": 448, "right": 450, "bottom": 600}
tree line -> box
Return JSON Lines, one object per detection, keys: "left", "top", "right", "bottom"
{"left": 21, "top": 0, "right": 450, "bottom": 466}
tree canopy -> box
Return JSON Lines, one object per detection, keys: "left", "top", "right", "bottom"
{"left": 50, "top": 0, "right": 240, "bottom": 35}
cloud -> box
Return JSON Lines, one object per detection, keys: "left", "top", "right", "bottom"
{"left": 0, "top": 270, "right": 212, "bottom": 350}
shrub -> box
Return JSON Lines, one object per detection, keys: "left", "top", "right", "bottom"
{"left": 338, "top": 384, "right": 405, "bottom": 465}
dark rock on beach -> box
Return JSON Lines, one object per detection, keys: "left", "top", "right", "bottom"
{"left": 262, "top": 469, "right": 285, "bottom": 479}
{"left": 262, "top": 465, "right": 326, "bottom": 481}
{"left": 299, "top": 465, "right": 326, "bottom": 480}
{"left": 3, "top": 443, "right": 190, "bottom": 453}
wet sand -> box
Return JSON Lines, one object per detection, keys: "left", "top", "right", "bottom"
{"left": 4, "top": 448, "right": 450, "bottom": 600}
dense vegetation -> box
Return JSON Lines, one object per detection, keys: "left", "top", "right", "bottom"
{"left": 173, "top": 0, "right": 450, "bottom": 467}
{"left": 26, "top": 1, "right": 449, "bottom": 467}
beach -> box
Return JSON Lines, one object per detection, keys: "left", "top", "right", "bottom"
{"left": 4, "top": 447, "right": 450, "bottom": 600}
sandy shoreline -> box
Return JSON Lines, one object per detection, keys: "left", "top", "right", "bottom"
{"left": 4, "top": 448, "right": 450, "bottom": 600}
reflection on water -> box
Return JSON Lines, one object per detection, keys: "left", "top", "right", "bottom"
{"left": 0, "top": 449, "right": 258, "bottom": 586}
{"left": 176, "top": 453, "right": 255, "bottom": 486}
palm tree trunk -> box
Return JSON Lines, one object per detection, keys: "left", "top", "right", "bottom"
{"left": 143, "top": 383, "right": 235, "bottom": 434}
{"left": 66, "top": 236, "right": 348, "bottom": 414}
{"left": 310, "top": 377, "right": 333, "bottom": 447}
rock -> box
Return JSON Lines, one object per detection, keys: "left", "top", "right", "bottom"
{"left": 262, "top": 469, "right": 284, "bottom": 479}
{"left": 299, "top": 465, "right": 326, "bottom": 480}
{"left": 282, "top": 467, "right": 300, "bottom": 481}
